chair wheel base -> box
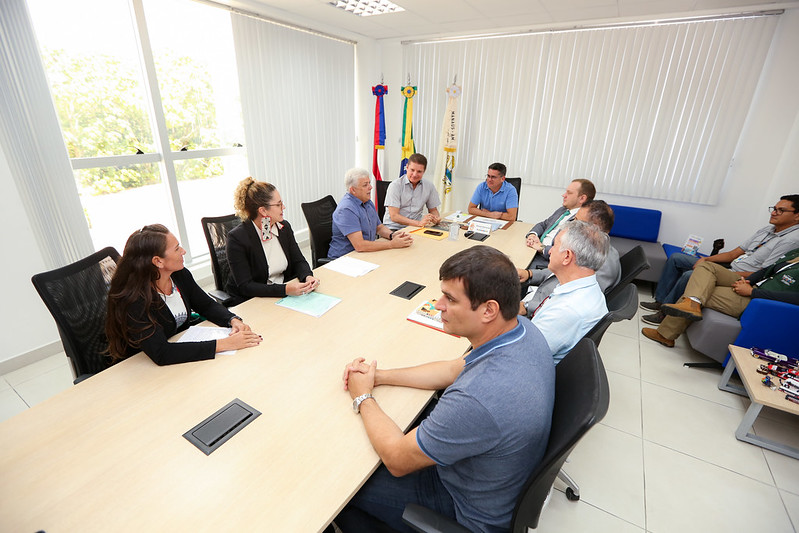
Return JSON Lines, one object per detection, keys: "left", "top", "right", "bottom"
{"left": 565, "top": 487, "right": 580, "bottom": 501}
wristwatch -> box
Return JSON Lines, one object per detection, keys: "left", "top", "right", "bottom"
{"left": 227, "top": 315, "right": 243, "bottom": 327}
{"left": 352, "top": 393, "right": 374, "bottom": 413}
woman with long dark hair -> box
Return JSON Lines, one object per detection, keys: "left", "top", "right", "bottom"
{"left": 106, "top": 224, "right": 261, "bottom": 365}
{"left": 226, "top": 177, "right": 318, "bottom": 303}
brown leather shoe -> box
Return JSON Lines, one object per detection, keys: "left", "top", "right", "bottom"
{"left": 642, "top": 327, "right": 675, "bottom": 347}
{"left": 661, "top": 297, "right": 703, "bottom": 322}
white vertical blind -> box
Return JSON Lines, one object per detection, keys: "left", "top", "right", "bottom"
{"left": 0, "top": 0, "right": 93, "bottom": 268}
{"left": 232, "top": 14, "right": 355, "bottom": 228}
{"left": 403, "top": 16, "right": 778, "bottom": 205}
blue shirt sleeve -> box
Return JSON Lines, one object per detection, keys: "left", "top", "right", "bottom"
{"left": 416, "top": 388, "right": 502, "bottom": 466}
{"left": 470, "top": 183, "right": 483, "bottom": 206}
{"left": 333, "top": 204, "right": 363, "bottom": 238}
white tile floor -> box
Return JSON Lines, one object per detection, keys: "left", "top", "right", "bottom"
{"left": 1, "top": 285, "right": 797, "bottom": 532}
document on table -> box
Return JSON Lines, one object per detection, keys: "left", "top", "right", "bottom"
{"left": 468, "top": 216, "right": 506, "bottom": 231}
{"left": 276, "top": 291, "right": 342, "bottom": 317}
{"left": 445, "top": 211, "right": 471, "bottom": 223}
{"left": 178, "top": 326, "right": 235, "bottom": 355}
{"left": 321, "top": 256, "right": 379, "bottom": 277}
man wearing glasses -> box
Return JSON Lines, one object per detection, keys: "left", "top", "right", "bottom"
{"left": 642, "top": 245, "right": 799, "bottom": 348}
{"left": 467, "top": 162, "right": 518, "bottom": 221}
{"left": 640, "top": 194, "right": 799, "bottom": 325}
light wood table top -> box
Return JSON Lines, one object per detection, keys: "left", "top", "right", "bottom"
{"left": 0, "top": 221, "right": 534, "bottom": 532}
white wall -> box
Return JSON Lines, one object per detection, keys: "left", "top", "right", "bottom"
{"left": 0, "top": 143, "right": 59, "bottom": 366}
{"left": 367, "top": 9, "right": 799, "bottom": 254}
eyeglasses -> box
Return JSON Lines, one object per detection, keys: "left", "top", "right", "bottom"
{"left": 768, "top": 206, "right": 796, "bottom": 215}
{"left": 266, "top": 201, "right": 285, "bottom": 208}
{"left": 485, "top": 174, "right": 503, "bottom": 181}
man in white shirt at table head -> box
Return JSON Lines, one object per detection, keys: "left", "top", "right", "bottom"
{"left": 530, "top": 219, "right": 609, "bottom": 363}
{"left": 383, "top": 153, "right": 442, "bottom": 231}
{"left": 336, "top": 245, "right": 555, "bottom": 533}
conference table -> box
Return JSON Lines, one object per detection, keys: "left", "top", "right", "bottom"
{"left": 0, "top": 220, "right": 534, "bottom": 532}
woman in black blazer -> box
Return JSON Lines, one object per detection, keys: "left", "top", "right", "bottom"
{"left": 106, "top": 224, "right": 261, "bottom": 365}
{"left": 226, "top": 177, "right": 318, "bottom": 302}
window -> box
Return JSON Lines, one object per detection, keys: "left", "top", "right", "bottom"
{"left": 28, "top": 0, "right": 246, "bottom": 260}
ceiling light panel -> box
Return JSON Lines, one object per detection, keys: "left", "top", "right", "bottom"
{"left": 328, "top": 0, "right": 405, "bottom": 17}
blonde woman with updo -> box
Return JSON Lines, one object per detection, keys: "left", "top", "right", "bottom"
{"left": 226, "top": 177, "right": 318, "bottom": 304}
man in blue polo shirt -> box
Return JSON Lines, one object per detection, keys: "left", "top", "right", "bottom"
{"left": 336, "top": 246, "right": 555, "bottom": 533}
{"left": 328, "top": 167, "right": 414, "bottom": 259}
{"left": 467, "top": 162, "right": 518, "bottom": 221}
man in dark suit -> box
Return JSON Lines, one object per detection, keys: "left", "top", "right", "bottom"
{"left": 525, "top": 178, "right": 596, "bottom": 269}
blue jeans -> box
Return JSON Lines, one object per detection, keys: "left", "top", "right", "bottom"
{"left": 335, "top": 465, "right": 457, "bottom": 533}
{"left": 655, "top": 253, "right": 699, "bottom": 304}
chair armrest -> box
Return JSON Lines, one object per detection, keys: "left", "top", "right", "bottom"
{"left": 209, "top": 289, "right": 236, "bottom": 307}
{"left": 402, "top": 504, "right": 470, "bottom": 533}
{"left": 73, "top": 373, "right": 94, "bottom": 385}
{"left": 317, "top": 257, "right": 333, "bottom": 266}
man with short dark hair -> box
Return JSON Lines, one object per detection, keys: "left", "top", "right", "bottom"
{"left": 640, "top": 194, "right": 799, "bottom": 325}
{"left": 383, "top": 153, "right": 442, "bottom": 231}
{"left": 336, "top": 245, "right": 555, "bottom": 532}
{"left": 467, "top": 162, "right": 518, "bottom": 221}
{"left": 642, "top": 247, "right": 799, "bottom": 347}
{"left": 529, "top": 219, "right": 609, "bottom": 363}
{"left": 525, "top": 178, "right": 596, "bottom": 269}
{"left": 519, "top": 200, "right": 621, "bottom": 315}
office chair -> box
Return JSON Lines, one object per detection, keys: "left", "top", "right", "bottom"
{"left": 606, "top": 282, "right": 638, "bottom": 322}
{"left": 31, "top": 247, "right": 120, "bottom": 384}
{"left": 301, "top": 195, "right": 337, "bottom": 268}
{"left": 506, "top": 177, "right": 522, "bottom": 206}
{"left": 403, "top": 338, "right": 610, "bottom": 532}
{"left": 603, "top": 245, "right": 650, "bottom": 301}
{"left": 581, "top": 313, "right": 614, "bottom": 347}
{"left": 554, "top": 295, "right": 629, "bottom": 503}
{"left": 200, "top": 214, "right": 241, "bottom": 306}
{"left": 375, "top": 179, "right": 392, "bottom": 222}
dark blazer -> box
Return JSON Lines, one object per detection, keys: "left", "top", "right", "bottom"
{"left": 125, "top": 268, "right": 236, "bottom": 365}
{"left": 226, "top": 219, "right": 313, "bottom": 302}
{"left": 526, "top": 206, "right": 576, "bottom": 261}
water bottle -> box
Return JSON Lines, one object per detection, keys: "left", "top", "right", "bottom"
{"left": 448, "top": 223, "right": 459, "bottom": 241}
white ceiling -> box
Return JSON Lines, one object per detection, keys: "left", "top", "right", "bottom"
{"left": 227, "top": 0, "right": 798, "bottom": 41}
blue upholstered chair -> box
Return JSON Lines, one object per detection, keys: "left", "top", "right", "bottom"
{"left": 686, "top": 298, "right": 799, "bottom": 366}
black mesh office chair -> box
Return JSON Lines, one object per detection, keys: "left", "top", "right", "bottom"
{"left": 603, "top": 245, "right": 650, "bottom": 301}
{"left": 31, "top": 247, "right": 120, "bottom": 384}
{"left": 301, "top": 195, "right": 337, "bottom": 268}
{"left": 376, "top": 180, "right": 392, "bottom": 223}
{"left": 403, "top": 338, "right": 610, "bottom": 532}
{"left": 200, "top": 214, "right": 241, "bottom": 306}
